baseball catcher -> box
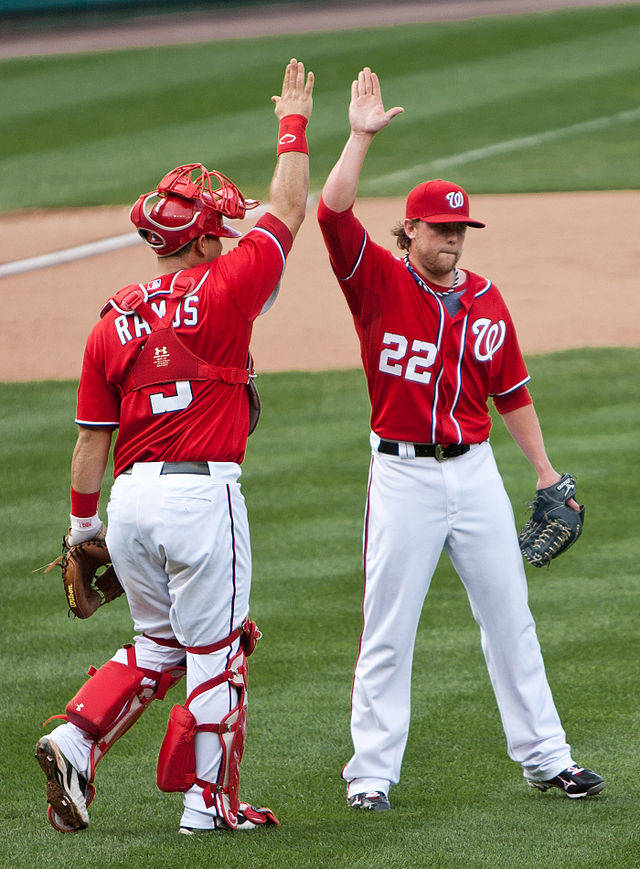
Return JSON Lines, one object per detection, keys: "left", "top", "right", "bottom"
{"left": 35, "top": 57, "right": 314, "bottom": 836}
{"left": 519, "top": 474, "right": 584, "bottom": 567}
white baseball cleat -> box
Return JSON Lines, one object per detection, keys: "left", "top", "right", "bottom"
{"left": 36, "top": 736, "right": 90, "bottom": 832}
{"left": 179, "top": 803, "right": 279, "bottom": 834}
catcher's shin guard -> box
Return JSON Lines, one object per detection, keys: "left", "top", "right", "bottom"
{"left": 157, "top": 619, "right": 278, "bottom": 830}
{"left": 157, "top": 646, "right": 248, "bottom": 828}
{"left": 62, "top": 644, "right": 185, "bottom": 779}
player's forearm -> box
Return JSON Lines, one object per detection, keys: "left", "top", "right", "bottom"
{"left": 501, "top": 403, "right": 560, "bottom": 488}
{"left": 321, "top": 131, "right": 374, "bottom": 212}
{"left": 268, "top": 151, "right": 309, "bottom": 239}
{"left": 71, "top": 426, "right": 113, "bottom": 494}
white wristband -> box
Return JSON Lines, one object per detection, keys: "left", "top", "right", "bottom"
{"left": 68, "top": 512, "right": 103, "bottom": 545}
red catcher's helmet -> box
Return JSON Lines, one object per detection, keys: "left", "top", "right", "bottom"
{"left": 130, "top": 163, "right": 259, "bottom": 256}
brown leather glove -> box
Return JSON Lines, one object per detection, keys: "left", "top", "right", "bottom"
{"left": 45, "top": 533, "right": 124, "bottom": 619}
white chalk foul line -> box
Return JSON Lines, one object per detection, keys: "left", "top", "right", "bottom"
{"left": 369, "top": 106, "right": 640, "bottom": 188}
{"left": 0, "top": 201, "right": 283, "bottom": 279}
{"left": 0, "top": 231, "right": 142, "bottom": 278}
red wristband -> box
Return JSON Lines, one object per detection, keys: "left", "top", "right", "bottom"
{"left": 277, "top": 114, "right": 308, "bottom": 156}
{"left": 70, "top": 486, "right": 100, "bottom": 518}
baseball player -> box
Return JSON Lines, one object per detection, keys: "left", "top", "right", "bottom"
{"left": 317, "top": 67, "right": 604, "bottom": 811}
{"left": 36, "top": 58, "right": 314, "bottom": 835}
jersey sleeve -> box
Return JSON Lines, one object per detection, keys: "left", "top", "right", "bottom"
{"left": 218, "top": 212, "right": 292, "bottom": 322}
{"left": 317, "top": 196, "right": 395, "bottom": 318}
{"left": 492, "top": 384, "right": 532, "bottom": 414}
{"left": 488, "top": 298, "right": 531, "bottom": 403}
{"left": 75, "top": 330, "right": 120, "bottom": 427}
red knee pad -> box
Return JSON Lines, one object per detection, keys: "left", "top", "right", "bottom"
{"left": 66, "top": 660, "right": 145, "bottom": 738}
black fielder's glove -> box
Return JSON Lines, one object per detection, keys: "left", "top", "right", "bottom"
{"left": 518, "top": 474, "right": 584, "bottom": 568}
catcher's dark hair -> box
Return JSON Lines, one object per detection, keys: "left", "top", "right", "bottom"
{"left": 391, "top": 219, "right": 420, "bottom": 251}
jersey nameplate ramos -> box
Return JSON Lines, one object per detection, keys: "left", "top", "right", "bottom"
{"left": 101, "top": 274, "right": 261, "bottom": 434}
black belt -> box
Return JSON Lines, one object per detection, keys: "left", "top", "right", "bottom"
{"left": 121, "top": 462, "right": 210, "bottom": 476}
{"left": 377, "top": 440, "right": 470, "bottom": 461}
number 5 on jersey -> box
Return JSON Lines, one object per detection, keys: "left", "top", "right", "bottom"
{"left": 150, "top": 380, "right": 194, "bottom": 414}
{"left": 379, "top": 332, "right": 437, "bottom": 383}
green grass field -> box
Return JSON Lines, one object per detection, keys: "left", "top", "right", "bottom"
{"left": 1, "top": 3, "right": 638, "bottom": 865}
{"left": 1, "top": 3, "right": 639, "bottom": 210}
{"left": 1, "top": 348, "right": 639, "bottom": 867}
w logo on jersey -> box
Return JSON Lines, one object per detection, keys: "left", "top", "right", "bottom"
{"left": 471, "top": 318, "right": 506, "bottom": 361}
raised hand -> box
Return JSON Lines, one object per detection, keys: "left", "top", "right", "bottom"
{"left": 349, "top": 67, "right": 403, "bottom": 135}
{"left": 272, "top": 58, "right": 314, "bottom": 120}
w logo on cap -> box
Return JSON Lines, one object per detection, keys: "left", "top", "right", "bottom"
{"left": 445, "top": 191, "right": 465, "bottom": 209}
{"left": 405, "top": 179, "right": 486, "bottom": 227}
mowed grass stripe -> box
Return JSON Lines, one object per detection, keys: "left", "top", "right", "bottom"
{"left": 1, "top": 4, "right": 640, "bottom": 208}
{"left": 1, "top": 348, "right": 638, "bottom": 866}
{"left": 371, "top": 106, "right": 640, "bottom": 187}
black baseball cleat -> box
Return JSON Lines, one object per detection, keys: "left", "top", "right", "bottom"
{"left": 348, "top": 790, "right": 391, "bottom": 812}
{"left": 527, "top": 765, "right": 605, "bottom": 799}
{"left": 36, "top": 736, "right": 91, "bottom": 832}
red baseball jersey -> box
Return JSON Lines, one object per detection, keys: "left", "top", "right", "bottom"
{"left": 76, "top": 213, "right": 291, "bottom": 476}
{"left": 317, "top": 198, "right": 531, "bottom": 444}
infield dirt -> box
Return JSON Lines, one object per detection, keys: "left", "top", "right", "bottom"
{"left": 1, "top": 189, "right": 638, "bottom": 381}
{"left": 1, "top": 0, "right": 638, "bottom": 381}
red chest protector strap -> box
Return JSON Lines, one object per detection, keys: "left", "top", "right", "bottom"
{"left": 103, "top": 278, "right": 252, "bottom": 395}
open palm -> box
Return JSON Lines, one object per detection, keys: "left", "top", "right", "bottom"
{"left": 349, "top": 67, "right": 404, "bottom": 134}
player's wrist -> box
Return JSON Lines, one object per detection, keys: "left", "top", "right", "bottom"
{"left": 71, "top": 486, "right": 100, "bottom": 518}
{"left": 277, "top": 114, "right": 308, "bottom": 156}
{"left": 349, "top": 128, "right": 375, "bottom": 141}
{"left": 68, "top": 512, "right": 105, "bottom": 546}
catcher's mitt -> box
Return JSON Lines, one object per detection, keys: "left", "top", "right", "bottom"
{"left": 518, "top": 474, "right": 584, "bottom": 568}
{"left": 44, "top": 534, "right": 124, "bottom": 619}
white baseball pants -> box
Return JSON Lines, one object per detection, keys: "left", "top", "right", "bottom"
{"left": 343, "top": 440, "right": 573, "bottom": 797}
{"left": 50, "top": 461, "right": 251, "bottom": 830}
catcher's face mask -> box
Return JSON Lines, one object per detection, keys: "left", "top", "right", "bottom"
{"left": 130, "top": 163, "right": 259, "bottom": 256}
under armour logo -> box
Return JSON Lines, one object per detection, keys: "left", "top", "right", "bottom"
{"left": 75, "top": 703, "right": 84, "bottom": 711}
{"left": 153, "top": 345, "right": 170, "bottom": 368}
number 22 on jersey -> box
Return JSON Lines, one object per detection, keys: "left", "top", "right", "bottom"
{"left": 379, "top": 332, "right": 437, "bottom": 384}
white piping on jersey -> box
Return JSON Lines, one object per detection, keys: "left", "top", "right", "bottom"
{"left": 341, "top": 229, "right": 367, "bottom": 282}
{"left": 169, "top": 268, "right": 209, "bottom": 298}
{"left": 474, "top": 280, "right": 492, "bottom": 298}
{"left": 251, "top": 227, "right": 286, "bottom": 273}
{"left": 401, "top": 257, "right": 447, "bottom": 443}
{"left": 109, "top": 283, "right": 148, "bottom": 316}
{"left": 250, "top": 227, "right": 286, "bottom": 316}
{"left": 169, "top": 269, "right": 184, "bottom": 294}
{"left": 493, "top": 375, "right": 531, "bottom": 397}
{"left": 429, "top": 296, "right": 446, "bottom": 443}
{"left": 448, "top": 314, "right": 470, "bottom": 444}
{"left": 75, "top": 418, "right": 119, "bottom": 427}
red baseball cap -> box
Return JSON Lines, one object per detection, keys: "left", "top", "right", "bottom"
{"left": 405, "top": 179, "right": 485, "bottom": 228}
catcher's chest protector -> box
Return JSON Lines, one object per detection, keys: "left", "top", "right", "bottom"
{"left": 105, "top": 280, "right": 261, "bottom": 433}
